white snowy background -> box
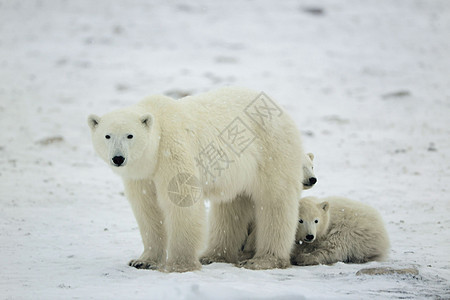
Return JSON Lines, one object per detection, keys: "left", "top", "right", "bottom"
{"left": 1, "top": 0, "right": 449, "bottom": 299}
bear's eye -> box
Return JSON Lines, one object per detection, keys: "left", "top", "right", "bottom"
{"left": 127, "top": 134, "right": 133, "bottom": 139}
{"left": 105, "top": 135, "right": 111, "bottom": 139}
{"left": 315, "top": 219, "right": 319, "bottom": 223}
{"left": 299, "top": 219, "right": 303, "bottom": 224}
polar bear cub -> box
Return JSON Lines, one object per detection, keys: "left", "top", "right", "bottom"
{"left": 88, "top": 87, "right": 304, "bottom": 272}
{"left": 302, "top": 153, "right": 317, "bottom": 190}
{"left": 292, "top": 196, "right": 390, "bottom": 265}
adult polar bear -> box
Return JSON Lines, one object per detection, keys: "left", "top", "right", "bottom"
{"left": 88, "top": 87, "right": 304, "bottom": 272}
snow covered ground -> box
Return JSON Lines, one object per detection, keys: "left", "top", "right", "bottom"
{"left": 1, "top": 0, "right": 449, "bottom": 299}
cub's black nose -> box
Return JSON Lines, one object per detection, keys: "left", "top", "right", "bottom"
{"left": 309, "top": 177, "right": 317, "bottom": 185}
{"left": 305, "top": 234, "right": 314, "bottom": 241}
{"left": 112, "top": 156, "right": 125, "bottom": 166}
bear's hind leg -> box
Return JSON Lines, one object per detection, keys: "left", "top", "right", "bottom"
{"left": 239, "top": 220, "right": 256, "bottom": 261}
{"left": 239, "top": 186, "right": 299, "bottom": 270}
{"left": 200, "top": 195, "right": 254, "bottom": 265}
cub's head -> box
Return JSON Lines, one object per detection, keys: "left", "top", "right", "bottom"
{"left": 302, "top": 153, "right": 317, "bottom": 190}
{"left": 88, "top": 110, "right": 156, "bottom": 178}
{"left": 296, "top": 197, "right": 329, "bottom": 244}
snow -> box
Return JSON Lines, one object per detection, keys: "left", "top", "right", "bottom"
{"left": 1, "top": 0, "right": 449, "bottom": 299}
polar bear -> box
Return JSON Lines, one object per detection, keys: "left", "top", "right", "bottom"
{"left": 88, "top": 87, "right": 304, "bottom": 272}
{"left": 292, "top": 196, "right": 390, "bottom": 266}
{"left": 239, "top": 152, "right": 316, "bottom": 261}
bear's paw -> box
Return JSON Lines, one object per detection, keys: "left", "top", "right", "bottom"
{"left": 128, "top": 259, "right": 159, "bottom": 270}
{"left": 199, "top": 253, "right": 235, "bottom": 265}
{"left": 293, "top": 253, "right": 322, "bottom": 266}
{"left": 237, "top": 256, "right": 290, "bottom": 270}
{"left": 164, "top": 260, "right": 202, "bottom": 273}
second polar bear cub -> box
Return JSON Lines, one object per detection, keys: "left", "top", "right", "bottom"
{"left": 292, "top": 196, "right": 390, "bottom": 266}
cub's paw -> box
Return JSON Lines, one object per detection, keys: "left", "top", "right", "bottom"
{"left": 164, "top": 260, "right": 201, "bottom": 273}
{"left": 238, "top": 256, "right": 290, "bottom": 270}
{"left": 293, "top": 253, "right": 321, "bottom": 266}
{"left": 128, "top": 259, "right": 159, "bottom": 270}
{"left": 238, "top": 250, "right": 255, "bottom": 262}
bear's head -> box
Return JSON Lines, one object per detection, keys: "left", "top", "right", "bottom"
{"left": 87, "top": 109, "right": 159, "bottom": 179}
{"left": 296, "top": 197, "right": 329, "bottom": 244}
{"left": 302, "top": 153, "right": 317, "bottom": 190}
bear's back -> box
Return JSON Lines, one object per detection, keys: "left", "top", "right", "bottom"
{"left": 180, "top": 86, "right": 260, "bottom": 111}
{"left": 325, "top": 197, "right": 384, "bottom": 231}
{"left": 135, "top": 87, "right": 304, "bottom": 200}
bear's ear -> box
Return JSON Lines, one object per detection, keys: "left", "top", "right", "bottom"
{"left": 140, "top": 114, "right": 153, "bottom": 129}
{"left": 307, "top": 153, "right": 314, "bottom": 161}
{"left": 88, "top": 114, "right": 101, "bottom": 130}
{"left": 320, "top": 201, "right": 329, "bottom": 212}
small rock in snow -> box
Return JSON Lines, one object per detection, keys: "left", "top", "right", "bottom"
{"left": 36, "top": 136, "right": 64, "bottom": 146}
{"left": 301, "top": 7, "right": 325, "bottom": 16}
{"left": 427, "top": 142, "right": 437, "bottom": 152}
{"left": 356, "top": 267, "right": 419, "bottom": 276}
{"left": 381, "top": 90, "right": 411, "bottom": 99}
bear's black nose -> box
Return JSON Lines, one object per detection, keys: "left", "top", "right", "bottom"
{"left": 309, "top": 177, "right": 317, "bottom": 185}
{"left": 112, "top": 156, "right": 125, "bottom": 166}
{"left": 305, "top": 234, "right": 314, "bottom": 241}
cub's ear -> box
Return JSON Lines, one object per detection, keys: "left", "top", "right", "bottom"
{"left": 88, "top": 114, "right": 101, "bottom": 130}
{"left": 307, "top": 153, "right": 314, "bottom": 161}
{"left": 140, "top": 114, "right": 153, "bottom": 128}
{"left": 320, "top": 201, "right": 329, "bottom": 212}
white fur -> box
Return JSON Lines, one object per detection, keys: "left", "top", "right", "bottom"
{"left": 88, "top": 87, "right": 304, "bottom": 272}
{"left": 240, "top": 152, "right": 316, "bottom": 261}
{"left": 292, "top": 196, "right": 390, "bottom": 266}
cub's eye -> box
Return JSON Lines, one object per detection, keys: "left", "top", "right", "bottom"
{"left": 105, "top": 135, "right": 111, "bottom": 139}
{"left": 315, "top": 219, "right": 319, "bottom": 223}
{"left": 299, "top": 219, "right": 303, "bottom": 224}
{"left": 127, "top": 135, "right": 133, "bottom": 139}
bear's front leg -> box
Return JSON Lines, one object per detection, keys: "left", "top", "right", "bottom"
{"left": 162, "top": 200, "right": 206, "bottom": 272}
{"left": 153, "top": 139, "right": 208, "bottom": 272}
{"left": 154, "top": 170, "right": 206, "bottom": 272}
{"left": 124, "top": 180, "right": 166, "bottom": 270}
